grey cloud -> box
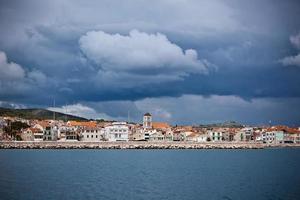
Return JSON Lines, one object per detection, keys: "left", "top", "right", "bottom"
{"left": 0, "top": 51, "right": 49, "bottom": 99}
{"left": 280, "top": 32, "right": 300, "bottom": 67}
{"left": 0, "top": 51, "right": 25, "bottom": 80}
{"left": 290, "top": 32, "right": 300, "bottom": 49}
{"left": 280, "top": 54, "right": 300, "bottom": 67}
{"left": 1, "top": 0, "right": 300, "bottom": 125}
{"left": 48, "top": 103, "right": 111, "bottom": 120}
{"left": 79, "top": 30, "right": 209, "bottom": 80}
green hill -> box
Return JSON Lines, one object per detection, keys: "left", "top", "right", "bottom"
{"left": 0, "top": 107, "right": 87, "bottom": 121}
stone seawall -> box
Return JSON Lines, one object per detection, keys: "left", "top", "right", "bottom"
{"left": 1, "top": 141, "right": 299, "bottom": 149}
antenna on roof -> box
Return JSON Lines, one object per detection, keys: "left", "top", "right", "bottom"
{"left": 65, "top": 102, "right": 68, "bottom": 122}
{"left": 53, "top": 98, "right": 56, "bottom": 121}
{"left": 127, "top": 110, "right": 130, "bottom": 123}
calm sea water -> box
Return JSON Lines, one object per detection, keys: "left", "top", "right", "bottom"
{"left": 0, "top": 149, "right": 300, "bottom": 200}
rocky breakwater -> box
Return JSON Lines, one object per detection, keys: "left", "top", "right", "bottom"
{"left": 0, "top": 141, "right": 267, "bottom": 149}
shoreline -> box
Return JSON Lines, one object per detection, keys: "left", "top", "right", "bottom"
{"left": 1, "top": 141, "right": 300, "bottom": 149}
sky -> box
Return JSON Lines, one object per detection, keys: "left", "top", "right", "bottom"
{"left": 0, "top": 0, "right": 300, "bottom": 126}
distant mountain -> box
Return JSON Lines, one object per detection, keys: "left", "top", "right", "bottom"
{"left": 0, "top": 107, "right": 87, "bottom": 121}
{"left": 198, "top": 121, "right": 244, "bottom": 128}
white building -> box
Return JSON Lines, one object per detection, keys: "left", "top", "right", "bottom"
{"left": 33, "top": 128, "right": 44, "bottom": 141}
{"left": 262, "top": 130, "right": 284, "bottom": 144}
{"left": 80, "top": 127, "right": 104, "bottom": 141}
{"left": 43, "top": 126, "right": 58, "bottom": 141}
{"left": 239, "top": 127, "right": 254, "bottom": 141}
{"left": 57, "top": 126, "right": 78, "bottom": 141}
{"left": 105, "top": 122, "right": 129, "bottom": 141}
{"left": 208, "top": 129, "right": 224, "bottom": 141}
{"left": 197, "top": 134, "right": 208, "bottom": 142}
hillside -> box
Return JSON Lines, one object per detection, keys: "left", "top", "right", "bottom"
{"left": 198, "top": 121, "right": 244, "bottom": 128}
{"left": 0, "top": 107, "right": 87, "bottom": 121}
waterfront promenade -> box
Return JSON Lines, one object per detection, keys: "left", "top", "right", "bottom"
{"left": 1, "top": 141, "right": 300, "bottom": 149}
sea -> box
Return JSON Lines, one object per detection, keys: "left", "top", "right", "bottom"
{"left": 0, "top": 149, "right": 300, "bottom": 200}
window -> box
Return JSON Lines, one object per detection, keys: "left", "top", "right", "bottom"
{"left": 87, "top": 135, "right": 89, "bottom": 138}
{"left": 115, "top": 134, "right": 118, "bottom": 138}
{"left": 91, "top": 135, "right": 93, "bottom": 138}
{"left": 96, "top": 135, "right": 98, "bottom": 138}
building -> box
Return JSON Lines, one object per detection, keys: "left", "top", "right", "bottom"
{"left": 262, "top": 127, "right": 284, "bottom": 144}
{"left": 43, "top": 126, "right": 58, "bottom": 141}
{"left": 143, "top": 113, "right": 152, "bottom": 129}
{"left": 21, "top": 128, "right": 34, "bottom": 141}
{"left": 185, "top": 132, "right": 200, "bottom": 142}
{"left": 65, "top": 129, "right": 78, "bottom": 141}
{"left": 130, "top": 126, "right": 146, "bottom": 141}
{"left": 21, "top": 127, "right": 44, "bottom": 141}
{"left": 172, "top": 131, "right": 185, "bottom": 141}
{"left": 197, "top": 133, "right": 208, "bottom": 142}
{"left": 80, "top": 127, "right": 104, "bottom": 141}
{"left": 148, "top": 130, "right": 165, "bottom": 141}
{"left": 290, "top": 128, "right": 300, "bottom": 143}
{"left": 241, "top": 127, "right": 254, "bottom": 141}
{"left": 208, "top": 129, "right": 225, "bottom": 141}
{"left": 104, "top": 122, "right": 129, "bottom": 141}
{"left": 56, "top": 126, "right": 78, "bottom": 141}
{"left": 33, "top": 128, "right": 44, "bottom": 141}
{"left": 222, "top": 128, "right": 236, "bottom": 141}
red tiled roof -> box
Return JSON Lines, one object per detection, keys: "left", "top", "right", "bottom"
{"left": 68, "top": 121, "right": 97, "bottom": 128}
{"left": 152, "top": 122, "right": 170, "bottom": 129}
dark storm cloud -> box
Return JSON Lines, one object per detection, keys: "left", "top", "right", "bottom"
{"left": 0, "top": 0, "right": 300, "bottom": 124}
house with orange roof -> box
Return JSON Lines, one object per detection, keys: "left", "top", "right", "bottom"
{"left": 152, "top": 122, "right": 170, "bottom": 130}
{"left": 34, "top": 120, "right": 51, "bottom": 130}
{"left": 262, "top": 126, "right": 286, "bottom": 144}
{"left": 283, "top": 128, "right": 300, "bottom": 143}
{"left": 32, "top": 121, "right": 58, "bottom": 141}
{"left": 21, "top": 127, "right": 44, "bottom": 141}
{"left": 67, "top": 121, "right": 97, "bottom": 128}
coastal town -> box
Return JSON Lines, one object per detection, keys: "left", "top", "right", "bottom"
{"left": 1, "top": 112, "right": 300, "bottom": 149}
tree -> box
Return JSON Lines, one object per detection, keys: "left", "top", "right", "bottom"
{"left": 3, "top": 121, "right": 29, "bottom": 140}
